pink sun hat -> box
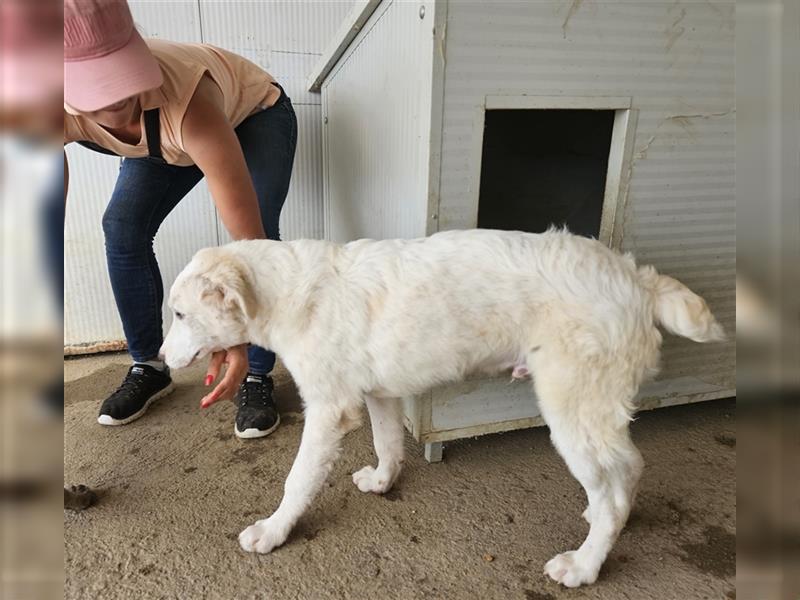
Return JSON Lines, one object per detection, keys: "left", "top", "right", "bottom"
{"left": 64, "top": 0, "right": 163, "bottom": 112}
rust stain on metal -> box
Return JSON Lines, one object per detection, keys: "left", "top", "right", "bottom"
{"left": 64, "top": 340, "right": 127, "bottom": 356}
{"left": 665, "top": 7, "right": 686, "bottom": 51}
{"left": 634, "top": 110, "right": 733, "bottom": 161}
{"left": 561, "top": 0, "right": 584, "bottom": 39}
{"left": 437, "top": 20, "right": 447, "bottom": 66}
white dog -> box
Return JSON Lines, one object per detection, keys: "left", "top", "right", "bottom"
{"left": 161, "top": 228, "right": 724, "bottom": 587}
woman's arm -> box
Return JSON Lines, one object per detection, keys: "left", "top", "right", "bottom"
{"left": 182, "top": 76, "right": 265, "bottom": 401}
{"left": 181, "top": 76, "right": 266, "bottom": 241}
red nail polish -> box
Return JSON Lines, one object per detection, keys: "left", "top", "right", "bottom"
{"left": 204, "top": 375, "right": 213, "bottom": 386}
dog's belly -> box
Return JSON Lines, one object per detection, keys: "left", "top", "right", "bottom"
{"left": 367, "top": 349, "right": 530, "bottom": 399}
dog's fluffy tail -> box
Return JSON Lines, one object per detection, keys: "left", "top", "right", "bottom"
{"left": 638, "top": 266, "right": 726, "bottom": 343}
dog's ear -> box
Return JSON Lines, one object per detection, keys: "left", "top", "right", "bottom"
{"left": 197, "top": 250, "right": 258, "bottom": 320}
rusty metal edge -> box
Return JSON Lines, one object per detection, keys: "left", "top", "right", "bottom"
{"left": 64, "top": 340, "right": 127, "bottom": 356}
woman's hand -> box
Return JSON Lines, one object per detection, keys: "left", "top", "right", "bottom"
{"left": 201, "top": 344, "right": 249, "bottom": 408}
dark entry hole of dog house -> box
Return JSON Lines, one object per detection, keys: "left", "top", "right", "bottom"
{"left": 477, "top": 109, "right": 615, "bottom": 238}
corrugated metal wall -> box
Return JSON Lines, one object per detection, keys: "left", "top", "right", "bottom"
{"left": 64, "top": 1, "right": 353, "bottom": 347}
{"left": 322, "top": 0, "right": 434, "bottom": 242}
{"left": 438, "top": 0, "right": 735, "bottom": 391}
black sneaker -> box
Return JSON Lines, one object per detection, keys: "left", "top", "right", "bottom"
{"left": 235, "top": 374, "right": 280, "bottom": 439}
{"left": 97, "top": 364, "right": 174, "bottom": 426}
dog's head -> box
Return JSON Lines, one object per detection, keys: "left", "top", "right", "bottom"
{"left": 161, "top": 246, "right": 257, "bottom": 369}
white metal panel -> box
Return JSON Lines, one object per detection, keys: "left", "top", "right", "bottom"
{"left": 279, "top": 104, "right": 326, "bottom": 240}
{"left": 425, "top": 374, "right": 733, "bottom": 444}
{"left": 438, "top": 0, "right": 735, "bottom": 391}
{"left": 307, "top": 0, "right": 382, "bottom": 91}
{"left": 64, "top": 1, "right": 352, "bottom": 348}
{"left": 199, "top": 1, "right": 353, "bottom": 56}
{"left": 63, "top": 151, "right": 120, "bottom": 347}
{"left": 322, "top": 0, "right": 435, "bottom": 241}
{"left": 129, "top": 0, "right": 202, "bottom": 42}
{"left": 199, "top": 1, "right": 354, "bottom": 104}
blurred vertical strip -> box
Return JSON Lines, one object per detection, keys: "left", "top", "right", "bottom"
{"left": 1, "top": 0, "right": 65, "bottom": 599}
{"left": 736, "top": 0, "right": 800, "bottom": 599}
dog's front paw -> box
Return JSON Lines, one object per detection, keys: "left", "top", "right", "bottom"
{"left": 544, "top": 551, "right": 599, "bottom": 588}
{"left": 238, "top": 518, "right": 288, "bottom": 554}
{"left": 352, "top": 465, "right": 392, "bottom": 494}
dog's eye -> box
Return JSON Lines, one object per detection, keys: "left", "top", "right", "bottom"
{"left": 175, "top": 311, "right": 184, "bottom": 320}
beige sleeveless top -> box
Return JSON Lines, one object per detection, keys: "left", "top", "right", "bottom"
{"left": 64, "top": 39, "right": 280, "bottom": 166}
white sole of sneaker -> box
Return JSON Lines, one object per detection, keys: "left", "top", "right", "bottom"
{"left": 235, "top": 413, "right": 281, "bottom": 439}
{"left": 97, "top": 383, "right": 175, "bottom": 426}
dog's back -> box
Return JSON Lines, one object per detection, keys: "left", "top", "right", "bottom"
{"left": 307, "top": 228, "right": 718, "bottom": 400}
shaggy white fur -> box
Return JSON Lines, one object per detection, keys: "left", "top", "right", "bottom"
{"left": 161, "top": 228, "right": 724, "bottom": 587}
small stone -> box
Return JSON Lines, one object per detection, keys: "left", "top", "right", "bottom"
{"left": 483, "top": 554, "right": 494, "bottom": 562}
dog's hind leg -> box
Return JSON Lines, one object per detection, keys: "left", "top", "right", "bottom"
{"left": 239, "top": 400, "right": 350, "bottom": 554}
{"left": 353, "top": 396, "right": 405, "bottom": 494}
{"left": 607, "top": 432, "right": 644, "bottom": 528}
{"left": 580, "top": 434, "right": 643, "bottom": 527}
{"left": 531, "top": 351, "right": 641, "bottom": 587}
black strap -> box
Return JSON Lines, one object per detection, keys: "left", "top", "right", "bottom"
{"left": 76, "top": 108, "right": 164, "bottom": 163}
{"left": 143, "top": 108, "right": 164, "bottom": 163}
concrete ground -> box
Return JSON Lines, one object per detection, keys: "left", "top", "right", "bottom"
{"left": 65, "top": 353, "right": 736, "bottom": 600}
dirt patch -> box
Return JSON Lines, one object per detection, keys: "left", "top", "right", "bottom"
{"left": 630, "top": 492, "right": 734, "bottom": 580}
{"left": 714, "top": 434, "right": 736, "bottom": 448}
{"left": 383, "top": 488, "right": 403, "bottom": 502}
{"left": 281, "top": 413, "right": 300, "bottom": 426}
{"left": 302, "top": 528, "right": 322, "bottom": 542}
{"left": 230, "top": 444, "right": 264, "bottom": 464}
{"left": 627, "top": 493, "right": 694, "bottom": 533}
{"left": 524, "top": 591, "right": 555, "bottom": 600}
{"left": 678, "top": 525, "right": 736, "bottom": 578}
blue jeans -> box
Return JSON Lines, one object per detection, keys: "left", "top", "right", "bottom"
{"left": 101, "top": 90, "right": 297, "bottom": 374}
